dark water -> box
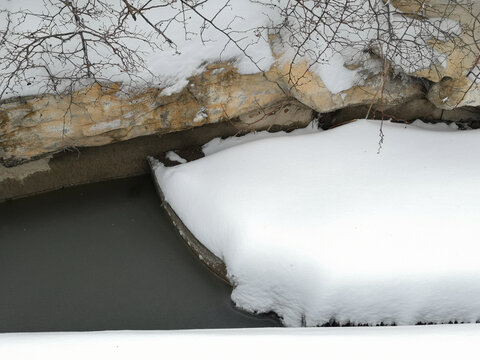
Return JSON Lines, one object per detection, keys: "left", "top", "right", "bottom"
{"left": 0, "top": 176, "right": 280, "bottom": 332}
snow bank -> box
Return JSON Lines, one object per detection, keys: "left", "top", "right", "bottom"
{"left": 0, "top": 325, "right": 479, "bottom": 360}
{"left": 153, "top": 120, "right": 480, "bottom": 327}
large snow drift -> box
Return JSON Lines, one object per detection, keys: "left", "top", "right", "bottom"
{"left": 152, "top": 120, "right": 480, "bottom": 326}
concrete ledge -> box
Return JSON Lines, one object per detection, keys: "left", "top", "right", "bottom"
{"left": 148, "top": 157, "right": 229, "bottom": 284}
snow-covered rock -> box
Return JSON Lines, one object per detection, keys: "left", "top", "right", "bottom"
{"left": 153, "top": 120, "right": 480, "bottom": 327}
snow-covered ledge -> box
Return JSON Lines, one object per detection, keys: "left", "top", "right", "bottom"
{"left": 0, "top": 326, "right": 478, "bottom": 360}
{"left": 151, "top": 120, "right": 480, "bottom": 327}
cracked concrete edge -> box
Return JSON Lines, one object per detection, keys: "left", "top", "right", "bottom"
{"left": 0, "top": 157, "right": 52, "bottom": 183}
{"left": 147, "top": 156, "right": 230, "bottom": 285}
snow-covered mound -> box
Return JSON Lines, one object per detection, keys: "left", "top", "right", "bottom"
{"left": 152, "top": 120, "right": 480, "bottom": 326}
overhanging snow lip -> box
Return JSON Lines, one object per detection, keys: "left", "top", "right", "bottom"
{"left": 147, "top": 156, "right": 230, "bottom": 285}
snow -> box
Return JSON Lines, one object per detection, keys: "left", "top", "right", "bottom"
{"left": 0, "top": 325, "right": 479, "bottom": 360}
{"left": 314, "top": 53, "right": 359, "bottom": 94}
{"left": 193, "top": 107, "right": 208, "bottom": 123}
{"left": 202, "top": 120, "right": 320, "bottom": 156}
{"left": 165, "top": 151, "right": 187, "bottom": 164}
{"left": 153, "top": 120, "right": 480, "bottom": 327}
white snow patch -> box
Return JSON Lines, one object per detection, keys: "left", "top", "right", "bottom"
{"left": 154, "top": 120, "right": 480, "bottom": 327}
{"left": 193, "top": 107, "right": 208, "bottom": 123}
{"left": 166, "top": 151, "right": 187, "bottom": 164}
{"left": 203, "top": 120, "right": 320, "bottom": 155}
{"left": 160, "top": 79, "right": 190, "bottom": 97}
{"left": 315, "top": 53, "right": 359, "bottom": 94}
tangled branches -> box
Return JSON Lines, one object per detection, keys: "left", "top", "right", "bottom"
{"left": 0, "top": 0, "right": 250, "bottom": 98}
{"left": 0, "top": 0, "right": 478, "bottom": 100}
{"left": 255, "top": 0, "right": 473, "bottom": 89}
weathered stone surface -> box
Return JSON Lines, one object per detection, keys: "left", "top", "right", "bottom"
{"left": 269, "top": 58, "right": 426, "bottom": 115}
{"left": 0, "top": 64, "right": 301, "bottom": 166}
{"left": 390, "top": 0, "right": 480, "bottom": 109}
{"left": 1, "top": 0, "right": 480, "bottom": 168}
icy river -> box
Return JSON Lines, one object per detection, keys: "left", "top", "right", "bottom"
{"left": 0, "top": 175, "right": 280, "bottom": 332}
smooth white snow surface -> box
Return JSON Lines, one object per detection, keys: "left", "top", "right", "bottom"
{"left": 1, "top": 325, "right": 479, "bottom": 360}
{"left": 153, "top": 120, "right": 480, "bottom": 327}
{"left": 165, "top": 151, "right": 187, "bottom": 164}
